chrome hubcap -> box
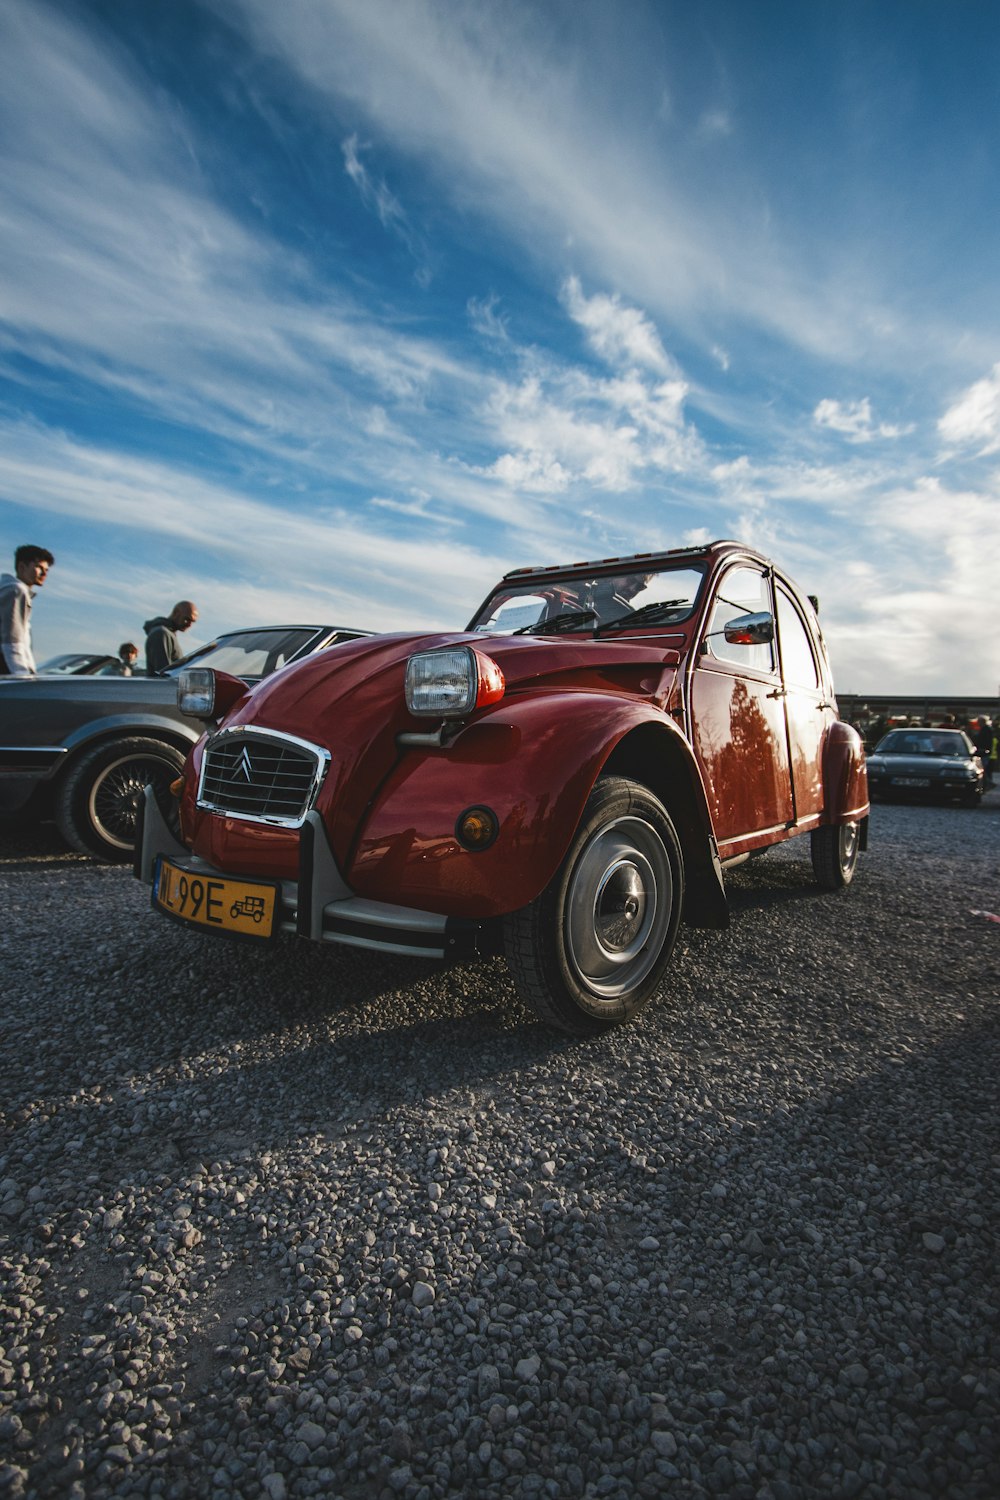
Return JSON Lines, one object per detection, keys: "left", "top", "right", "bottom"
{"left": 565, "top": 815, "right": 672, "bottom": 1002}
{"left": 841, "top": 821, "right": 859, "bottom": 868}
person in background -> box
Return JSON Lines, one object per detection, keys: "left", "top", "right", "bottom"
{"left": 144, "top": 601, "right": 198, "bottom": 675}
{"left": 974, "top": 716, "right": 994, "bottom": 786}
{"left": 113, "top": 642, "right": 139, "bottom": 676}
{"left": 0, "top": 544, "right": 54, "bottom": 677}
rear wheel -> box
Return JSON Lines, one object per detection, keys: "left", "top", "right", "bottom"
{"left": 810, "top": 820, "right": 860, "bottom": 890}
{"left": 504, "top": 776, "right": 684, "bottom": 1036}
{"left": 56, "top": 737, "right": 185, "bottom": 862}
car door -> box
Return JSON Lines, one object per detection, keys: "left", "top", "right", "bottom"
{"left": 688, "top": 562, "right": 794, "bottom": 852}
{"left": 774, "top": 581, "right": 830, "bottom": 824}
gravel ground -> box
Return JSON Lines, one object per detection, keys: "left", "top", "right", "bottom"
{"left": 1, "top": 794, "right": 998, "bottom": 1500}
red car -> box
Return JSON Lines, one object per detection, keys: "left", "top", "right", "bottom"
{"left": 137, "top": 540, "right": 868, "bottom": 1035}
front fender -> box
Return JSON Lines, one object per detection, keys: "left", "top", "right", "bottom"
{"left": 347, "top": 693, "right": 704, "bottom": 920}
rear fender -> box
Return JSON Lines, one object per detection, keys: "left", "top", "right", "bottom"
{"left": 59, "top": 713, "right": 199, "bottom": 758}
{"left": 348, "top": 693, "right": 726, "bottom": 926}
{"left": 823, "top": 720, "right": 870, "bottom": 833}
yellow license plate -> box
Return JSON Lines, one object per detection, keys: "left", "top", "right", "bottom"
{"left": 153, "top": 857, "right": 279, "bottom": 939}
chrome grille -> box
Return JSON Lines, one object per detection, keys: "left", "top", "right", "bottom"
{"left": 198, "top": 729, "right": 327, "bottom": 827}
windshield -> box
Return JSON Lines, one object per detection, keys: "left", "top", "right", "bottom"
{"left": 168, "top": 627, "right": 321, "bottom": 679}
{"left": 875, "top": 730, "right": 972, "bottom": 757}
{"left": 469, "top": 563, "right": 706, "bottom": 635}
{"left": 38, "top": 654, "right": 110, "bottom": 674}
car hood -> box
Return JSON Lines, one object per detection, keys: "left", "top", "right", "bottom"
{"left": 190, "top": 629, "right": 682, "bottom": 869}
{"left": 225, "top": 628, "right": 682, "bottom": 730}
{"left": 867, "top": 753, "right": 973, "bottom": 773}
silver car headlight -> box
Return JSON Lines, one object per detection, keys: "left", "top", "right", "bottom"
{"left": 178, "top": 668, "right": 216, "bottom": 717}
{"left": 404, "top": 646, "right": 504, "bottom": 718}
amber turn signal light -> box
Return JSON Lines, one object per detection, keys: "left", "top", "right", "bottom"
{"left": 456, "top": 805, "right": 499, "bottom": 851}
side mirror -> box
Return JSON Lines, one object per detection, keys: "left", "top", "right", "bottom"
{"left": 723, "top": 611, "right": 774, "bottom": 646}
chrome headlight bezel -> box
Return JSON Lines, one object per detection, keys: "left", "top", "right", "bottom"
{"left": 404, "top": 646, "right": 505, "bottom": 719}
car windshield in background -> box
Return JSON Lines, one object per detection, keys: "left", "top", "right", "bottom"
{"left": 38, "top": 654, "right": 115, "bottom": 675}
{"left": 469, "top": 563, "right": 706, "bottom": 634}
{"left": 168, "top": 628, "right": 321, "bottom": 679}
{"left": 875, "top": 730, "right": 975, "bottom": 757}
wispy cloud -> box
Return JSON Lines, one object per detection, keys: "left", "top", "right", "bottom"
{"left": 562, "top": 276, "right": 676, "bottom": 375}
{"left": 341, "top": 131, "right": 430, "bottom": 282}
{"left": 813, "top": 397, "right": 913, "bottom": 443}
{"left": 476, "top": 285, "right": 704, "bottom": 498}
{"left": 938, "top": 363, "right": 1000, "bottom": 454}
{"left": 468, "top": 294, "right": 510, "bottom": 344}
{"left": 696, "top": 108, "right": 733, "bottom": 141}
{"left": 342, "top": 134, "right": 407, "bottom": 232}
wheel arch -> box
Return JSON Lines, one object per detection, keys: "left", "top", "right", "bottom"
{"left": 53, "top": 719, "right": 198, "bottom": 785}
{"left": 601, "top": 722, "right": 729, "bottom": 929}
{"left": 822, "top": 719, "right": 870, "bottom": 830}
{"left": 348, "top": 695, "right": 727, "bottom": 926}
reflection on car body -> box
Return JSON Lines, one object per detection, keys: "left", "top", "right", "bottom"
{"left": 136, "top": 539, "right": 870, "bottom": 1037}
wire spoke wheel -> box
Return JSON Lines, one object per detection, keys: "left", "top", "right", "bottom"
{"left": 56, "top": 736, "right": 186, "bottom": 862}
{"left": 89, "top": 754, "right": 174, "bottom": 850}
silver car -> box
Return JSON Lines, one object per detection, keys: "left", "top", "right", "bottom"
{"left": 0, "top": 624, "right": 370, "bottom": 861}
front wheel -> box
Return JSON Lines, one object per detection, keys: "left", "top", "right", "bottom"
{"left": 810, "top": 820, "right": 860, "bottom": 890}
{"left": 504, "top": 776, "right": 684, "bottom": 1036}
{"left": 55, "top": 737, "right": 186, "bottom": 862}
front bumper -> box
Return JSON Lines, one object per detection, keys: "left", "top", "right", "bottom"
{"left": 135, "top": 787, "right": 491, "bottom": 961}
{"left": 868, "top": 775, "right": 982, "bottom": 802}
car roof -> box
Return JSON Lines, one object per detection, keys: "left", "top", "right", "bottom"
{"left": 212, "top": 624, "right": 368, "bottom": 635}
{"left": 501, "top": 539, "right": 763, "bottom": 583}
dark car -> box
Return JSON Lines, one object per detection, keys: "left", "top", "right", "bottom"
{"left": 0, "top": 625, "right": 370, "bottom": 860}
{"left": 866, "top": 728, "right": 984, "bottom": 807}
{"left": 137, "top": 539, "right": 869, "bottom": 1037}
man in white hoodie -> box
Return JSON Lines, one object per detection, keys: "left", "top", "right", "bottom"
{"left": 0, "top": 544, "right": 54, "bottom": 676}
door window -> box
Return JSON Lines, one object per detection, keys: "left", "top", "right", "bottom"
{"left": 706, "top": 566, "right": 775, "bottom": 673}
{"left": 776, "top": 585, "right": 819, "bottom": 690}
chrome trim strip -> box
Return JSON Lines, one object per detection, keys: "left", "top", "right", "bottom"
{"left": 0, "top": 745, "right": 68, "bottom": 756}
{"left": 716, "top": 821, "right": 791, "bottom": 850}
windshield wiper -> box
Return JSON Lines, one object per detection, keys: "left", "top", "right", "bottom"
{"left": 595, "top": 599, "right": 689, "bottom": 634}
{"left": 514, "top": 609, "right": 598, "bottom": 636}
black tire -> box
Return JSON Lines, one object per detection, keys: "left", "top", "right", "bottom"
{"left": 962, "top": 791, "right": 983, "bottom": 809}
{"left": 810, "top": 820, "right": 860, "bottom": 890}
{"left": 55, "top": 737, "right": 186, "bottom": 862}
{"left": 504, "top": 776, "right": 684, "bottom": 1036}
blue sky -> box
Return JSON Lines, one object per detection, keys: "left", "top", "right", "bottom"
{"left": 2, "top": 0, "right": 999, "bottom": 694}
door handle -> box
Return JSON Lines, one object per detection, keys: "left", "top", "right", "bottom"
{"left": 766, "top": 687, "right": 787, "bottom": 699}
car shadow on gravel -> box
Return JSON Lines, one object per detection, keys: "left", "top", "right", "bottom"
{"left": 722, "top": 851, "right": 846, "bottom": 913}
